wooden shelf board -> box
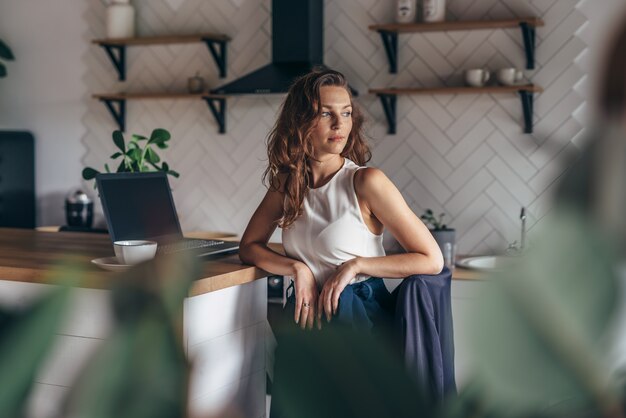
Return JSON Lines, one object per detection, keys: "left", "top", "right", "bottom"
{"left": 369, "top": 84, "right": 543, "bottom": 95}
{"left": 92, "top": 92, "right": 227, "bottom": 100}
{"left": 369, "top": 17, "right": 544, "bottom": 33}
{"left": 92, "top": 33, "right": 230, "bottom": 46}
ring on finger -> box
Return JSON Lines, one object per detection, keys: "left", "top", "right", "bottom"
{"left": 303, "top": 302, "right": 310, "bottom": 308}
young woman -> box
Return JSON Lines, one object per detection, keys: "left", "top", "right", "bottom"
{"left": 239, "top": 68, "right": 443, "bottom": 331}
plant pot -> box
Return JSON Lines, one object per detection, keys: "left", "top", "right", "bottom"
{"left": 430, "top": 228, "right": 455, "bottom": 249}
{"left": 430, "top": 228, "right": 456, "bottom": 268}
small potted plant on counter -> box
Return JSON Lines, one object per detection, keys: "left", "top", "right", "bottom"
{"left": 82, "top": 128, "right": 179, "bottom": 182}
{"left": 420, "top": 209, "right": 456, "bottom": 267}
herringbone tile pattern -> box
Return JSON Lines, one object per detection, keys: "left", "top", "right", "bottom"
{"left": 82, "top": 0, "right": 587, "bottom": 254}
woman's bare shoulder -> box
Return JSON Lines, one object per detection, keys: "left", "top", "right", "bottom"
{"left": 354, "top": 166, "right": 390, "bottom": 196}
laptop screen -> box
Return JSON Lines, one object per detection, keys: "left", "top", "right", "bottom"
{"left": 96, "top": 172, "right": 182, "bottom": 242}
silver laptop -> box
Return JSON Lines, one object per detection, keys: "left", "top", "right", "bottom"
{"left": 96, "top": 172, "right": 239, "bottom": 257}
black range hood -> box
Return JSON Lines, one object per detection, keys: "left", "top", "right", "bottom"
{"left": 211, "top": 0, "right": 357, "bottom": 96}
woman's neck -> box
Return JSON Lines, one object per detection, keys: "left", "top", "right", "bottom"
{"left": 308, "top": 155, "right": 344, "bottom": 188}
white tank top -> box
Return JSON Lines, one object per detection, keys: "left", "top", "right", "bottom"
{"left": 282, "top": 158, "right": 386, "bottom": 287}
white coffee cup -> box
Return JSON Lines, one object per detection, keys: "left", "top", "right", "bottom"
{"left": 113, "top": 240, "right": 158, "bottom": 265}
{"left": 465, "top": 68, "right": 490, "bottom": 87}
{"left": 497, "top": 68, "right": 524, "bottom": 86}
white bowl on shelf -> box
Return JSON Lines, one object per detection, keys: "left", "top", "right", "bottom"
{"left": 456, "top": 255, "right": 517, "bottom": 271}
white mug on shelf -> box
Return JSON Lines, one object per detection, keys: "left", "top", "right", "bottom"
{"left": 396, "top": 0, "right": 417, "bottom": 24}
{"left": 497, "top": 68, "right": 524, "bottom": 86}
{"left": 465, "top": 68, "right": 490, "bottom": 87}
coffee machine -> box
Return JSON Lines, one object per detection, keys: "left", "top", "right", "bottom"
{"left": 65, "top": 190, "right": 93, "bottom": 228}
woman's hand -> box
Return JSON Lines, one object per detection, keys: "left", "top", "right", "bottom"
{"left": 317, "top": 259, "right": 359, "bottom": 325}
{"left": 293, "top": 264, "right": 319, "bottom": 330}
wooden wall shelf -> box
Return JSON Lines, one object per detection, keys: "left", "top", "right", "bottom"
{"left": 369, "top": 17, "right": 544, "bottom": 72}
{"left": 369, "top": 84, "right": 543, "bottom": 134}
{"left": 92, "top": 33, "right": 229, "bottom": 46}
{"left": 92, "top": 33, "right": 230, "bottom": 81}
{"left": 370, "top": 85, "right": 542, "bottom": 95}
{"left": 369, "top": 17, "right": 543, "bottom": 33}
{"left": 92, "top": 92, "right": 227, "bottom": 100}
{"left": 92, "top": 92, "right": 227, "bottom": 134}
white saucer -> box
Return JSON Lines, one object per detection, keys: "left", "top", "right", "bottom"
{"left": 91, "top": 257, "right": 132, "bottom": 272}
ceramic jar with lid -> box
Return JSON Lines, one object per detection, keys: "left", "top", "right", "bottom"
{"left": 187, "top": 72, "right": 206, "bottom": 94}
{"left": 106, "top": 0, "right": 136, "bottom": 39}
{"left": 396, "top": 0, "right": 417, "bottom": 23}
{"left": 422, "top": 0, "right": 446, "bottom": 22}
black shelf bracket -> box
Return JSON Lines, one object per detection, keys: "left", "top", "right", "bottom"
{"left": 99, "top": 44, "right": 126, "bottom": 81}
{"left": 376, "top": 94, "right": 397, "bottom": 135}
{"left": 99, "top": 98, "right": 126, "bottom": 132}
{"left": 203, "top": 97, "right": 227, "bottom": 134}
{"left": 518, "top": 90, "right": 534, "bottom": 134}
{"left": 203, "top": 38, "right": 228, "bottom": 78}
{"left": 378, "top": 31, "right": 398, "bottom": 74}
{"left": 520, "top": 22, "right": 536, "bottom": 70}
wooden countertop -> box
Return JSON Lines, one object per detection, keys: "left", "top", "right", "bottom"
{"left": 0, "top": 228, "right": 482, "bottom": 296}
{"left": 451, "top": 265, "right": 484, "bottom": 281}
{"left": 0, "top": 228, "right": 267, "bottom": 296}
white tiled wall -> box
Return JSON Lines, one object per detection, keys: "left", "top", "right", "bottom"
{"left": 82, "top": 0, "right": 600, "bottom": 254}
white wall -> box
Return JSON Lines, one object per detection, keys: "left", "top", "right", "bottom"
{"left": 573, "top": 0, "right": 626, "bottom": 133}
{"left": 1, "top": 0, "right": 625, "bottom": 251}
{"left": 0, "top": 0, "right": 88, "bottom": 226}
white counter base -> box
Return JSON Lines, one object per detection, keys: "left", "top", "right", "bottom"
{"left": 0, "top": 277, "right": 268, "bottom": 418}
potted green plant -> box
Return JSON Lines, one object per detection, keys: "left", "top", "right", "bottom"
{"left": 0, "top": 39, "right": 14, "bottom": 78}
{"left": 82, "top": 128, "right": 179, "bottom": 181}
{"left": 420, "top": 209, "right": 456, "bottom": 265}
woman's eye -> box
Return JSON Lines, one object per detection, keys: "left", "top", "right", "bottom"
{"left": 342, "top": 111, "right": 352, "bottom": 117}
{"left": 321, "top": 112, "right": 330, "bottom": 117}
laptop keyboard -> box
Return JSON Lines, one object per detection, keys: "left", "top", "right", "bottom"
{"left": 157, "top": 239, "right": 225, "bottom": 254}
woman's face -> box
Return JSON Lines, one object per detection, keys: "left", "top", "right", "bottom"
{"left": 310, "top": 86, "right": 353, "bottom": 161}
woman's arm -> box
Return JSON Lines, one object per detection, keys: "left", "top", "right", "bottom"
{"left": 350, "top": 167, "right": 444, "bottom": 278}
{"left": 239, "top": 186, "right": 304, "bottom": 276}
{"left": 318, "top": 167, "right": 444, "bottom": 321}
{"left": 239, "top": 182, "right": 319, "bottom": 330}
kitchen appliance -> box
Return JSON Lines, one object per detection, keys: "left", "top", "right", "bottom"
{"left": 211, "top": 0, "right": 357, "bottom": 96}
{"left": 0, "top": 131, "right": 35, "bottom": 229}
{"left": 65, "top": 189, "right": 94, "bottom": 228}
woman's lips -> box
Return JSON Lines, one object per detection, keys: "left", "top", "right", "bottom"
{"left": 328, "top": 136, "right": 344, "bottom": 142}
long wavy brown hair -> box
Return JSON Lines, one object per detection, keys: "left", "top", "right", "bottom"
{"left": 264, "top": 68, "right": 371, "bottom": 229}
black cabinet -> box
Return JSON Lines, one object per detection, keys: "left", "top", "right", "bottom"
{"left": 0, "top": 131, "right": 35, "bottom": 228}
